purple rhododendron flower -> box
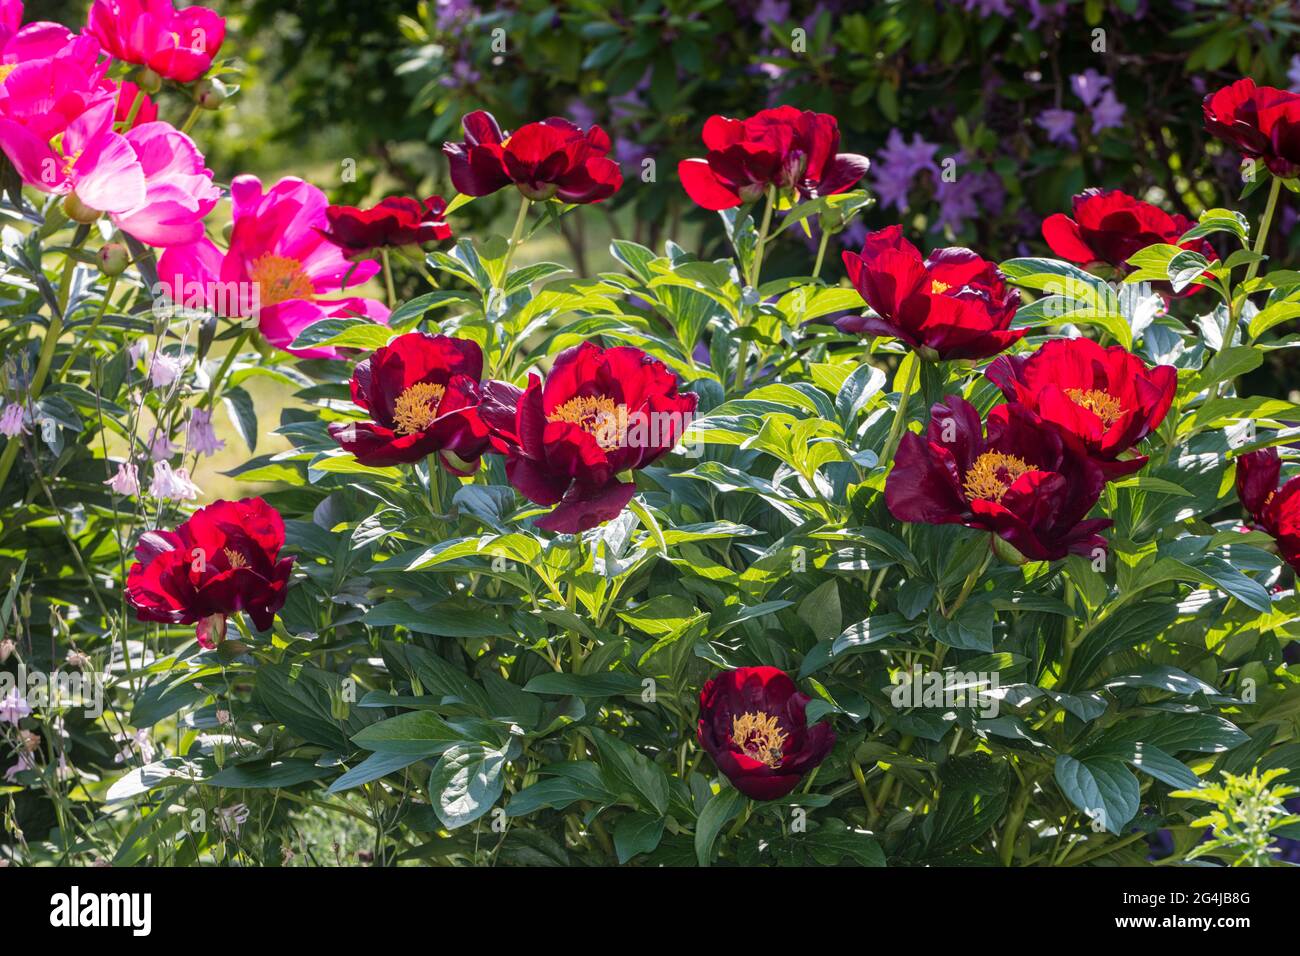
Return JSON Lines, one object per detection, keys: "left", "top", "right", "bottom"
{"left": 1037, "top": 108, "right": 1077, "bottom": 147}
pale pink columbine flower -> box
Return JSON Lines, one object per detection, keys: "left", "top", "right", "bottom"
{"left": 103, "top": 461, "right": 140, "bottom": 496}
{"left": 186, "top": 407, "right": 224, "bottom": 457}
{"left": 0, "top": 97, "right": 219, "bottom": 247}
{"left": 128, "top": 338, "right": 149, "bottom": 365}
{"left": 148, "top": 460, "right": 200, "bottom": 501}
{"left": 0, "top": 687, "right": 31, "bottom": 724}
{"left": 113, "top": 728, "right": 156, "bottom": 764}
{"left": 0, "top": 402, "right": 26, "bottom": 437}
{"left": 4, "top": 751, "right": 34, "bottom": 782}
{"left": 215, "top": 803, "right": 250, "bottom": 836}
{"left": 147, "top": 428, "right": 177, "bottom": 461}
{"left": 147, "top": 351, "right": 182, "bottom": 388}
{"left": 159, "top": 175, "right": 390, "bottom": 357}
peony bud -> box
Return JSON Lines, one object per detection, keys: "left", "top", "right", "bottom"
{"left": 135, "top": 67, "right": 163, "bottom": 94}
{"left": 62, "top": 193, "right": 101, "bottom": 224}
{"left": 97, "top": 242, "right": 130, "bottom": 276}
{"left": 194, "top": 78, "right": 227, "bottom": 110}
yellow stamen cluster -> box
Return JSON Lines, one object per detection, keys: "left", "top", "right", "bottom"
{"left": 930, "top": 279, "right": 952, "bottom": 294}
{"left": 547, "top": 395, "right": 628, "bottom": 451}
{"left": 223, "top": 548, "right": 248, "bottom": 569}
{"left": 731, "top": 711, "right": 788, "bottom": 769}
{"left": 248, "top": 253, "right": 315, "bottom": 307}
{"left": 963, "top": 451, "right": 1038, "bottom": 504}
{"left": 0, "top": 64, "right": 16, "bottom": 83}
{"left": 392, "top": 382, "right": 447, "bottom": 435}
{"left": 1065, "top": 387, "right": 1125, "bottom": 427}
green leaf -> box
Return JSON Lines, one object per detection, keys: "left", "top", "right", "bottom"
{"left": 694, "top": 786, "right": 746, "bottom": 867}
{"left": 1054, "top": 754, "right": 1140, "bottom": 835}
{"left": 327, "top": 751, "right": 429, "bottom": 794}
{"left": 522, "top": 672, "right": 643, "bottom": 698}
{"left": 613, "top": 812, "right": 666, "bottom": 863}
{"left": 587, "top": 728, "right": 669, "bottom": 815}
{"left": 210, "top": 758, "right": 333, "bottom": 789}
{"left": 506, "top": 762, "right": 616, "bottom": 816}
{"left": 350, "top": 711, "right": 473, "bottom": 756}
{"left": 428, "top": 740, "right": 517, "bottom": 830}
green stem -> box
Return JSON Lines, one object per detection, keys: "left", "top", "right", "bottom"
{"left": 1222, "top": 174, "right": 1282, "bottom": 385}
{"left": 999, "top": 776, "right": 1034, "bottom": 866}
{"left": 0, "top": 256, "right": 76, "bottom": 493}
{"left": 812, "top": 226, "right": 831, "bottom": 281}
{"left": 201, "top": 329, "right": 250, "bottom": 411}
{"left": 380, "top": 248, "right": 397, "bottom": 309}
{"left": 500, "top": 195, "right": 531, "bottom": 287}
{"left": 733, "top": 187, "right": 778, "bottom": 393}
{"left": 59, "top": 275, "right": 118, "bottom": 377}
{"left": 881, "top": 355, "right": 921, "bottom": 465}
{"left": 120, "top": 88, "right": 144, "bottom": 130}
{"left": 179, "top": 103, "right": 202, "bottom": 136}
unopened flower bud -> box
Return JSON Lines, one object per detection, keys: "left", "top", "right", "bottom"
{"left": 135, "top": 67, "right": 162, "bottom": 94}
{"left": 0, "top": 639, "right": 13, "bottom": 663}
{"left": 194, "top": 77, "right": 227, "bottom": 110}
{"left": 97, "top": 242, "right": 130, "bottom": 276}
{"left": 62, "top": 192, "right": 101, "bottom": 224}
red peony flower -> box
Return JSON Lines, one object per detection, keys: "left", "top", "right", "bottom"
{"left": 126, "top": 497, "right": 294, "bottom": 647}
{"left": 320, "top": 195, "right": 451, "bottom": 259}
{"left": 886, "top": 396, "right": 1111, "bottom": 562}
{"left": 1203, "top": 78, "right": 1300, "bottom": 179}
{"left": 87, "top": 0, "right": 226, "bottom": 84}
{"left": 1236, "top": 448, "right": 1300, "bottom": 575}
{"left": 481, "top": 343, "right": 698, "bottom": 534}
{"left": 697, "top": 666, "right": 835, "bottom": 801}
{"left": 985, "top": 337, "right": 1177, "bottom": 480}
{"left": 677, "top": 105, "right": 870, "bottom": 211}
{"left": 1041, "top": 189, "right": 1217, "bottom": 291}
{"left": 328, "top": 333, "right": 489, "bottom": 472}
{"left": 836, "top": 225, "right": 1023, "bottom": 361}
{"left": 443, "top": 110, "right": 622, "bottom": 204}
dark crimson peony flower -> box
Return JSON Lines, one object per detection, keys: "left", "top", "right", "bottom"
{"left": 1236, "top": 448, "right": 1300, "bottom": 574}
{"left": 677, "top": 105, "right": 870, "bottom": 211}
{"left": 697, "top": 666, "right": 835, "bottom": 801}
{"left": 1203, "top": 78, "right": 1300, "bottom": 179}
{"left": 328, "top": 333, "right": 489, "bottom": 472}
{"left": 886, "top": 396, "right": 1111, "bottom": 562}
{"left": 87, "top": 0, "right": 226, "bottom": 84}
{"left": 126, "top": 497, "right": 293, "bottom": 648}
{"left": 985, "top": 337, "right": 1177, "bottom": 480}
{"left": 1041, "top": 189, "right": 1217, "bottom": 290}
{"left": 836, "top": 225, "right": 1023, "bottom": 361}
{"left": 320, "top": 196, "right": 451, "bottom": 259}
{"left": 443, "top": 110, "right": 622, "bottom": 203}
{"left": 481, "top": 343, "right": 698, "bottom": 534}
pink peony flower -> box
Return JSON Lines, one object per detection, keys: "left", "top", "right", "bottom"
{"left": 0, "top": 33, "right": 108, "bottom": 143}
{"left": 87, "top": 0, "right": 226, "bottom": 84}
{"left": 158, "top": 175, "right": 390, "bottom": 357}
{"left": 0, "top": 98, "right": 219, "bottom": 247}
{"left": 0, "top": 0, "right": 73, "bottom": 70}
